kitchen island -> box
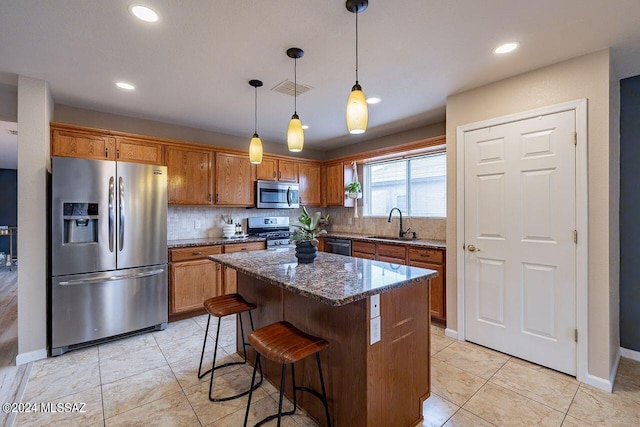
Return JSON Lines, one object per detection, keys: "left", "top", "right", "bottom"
{"left": 209, "top": 249, "right": 437, "bottom": 427}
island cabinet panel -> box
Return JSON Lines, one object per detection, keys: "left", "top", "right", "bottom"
{"left": 51, "top": 129, "right": 115, "bottom": 160}
{"left": 298, "top": 162, "right": 321, "bottom": 206}
{"left": 325, "top": 162, "right": 354, "bottom": 207}
{"left": 116, "top": 137, "right": 163, "bottom": 165}
{"left": 165, "top": 147, "right": 212, "bottom": 205}
{"left": 169, "top": 245, "right": 222, "bottom": 320}
{"left": 215, "top": 152, "right": 253, "bottom": 206}
{"left": 237, "top": 273, "right": 430, "bottom": 427}
{"left": 219, "top": 241, "right": 266, "bottom": 295}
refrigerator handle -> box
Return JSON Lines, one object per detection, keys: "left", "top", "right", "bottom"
{"left": 119, "top": 176, "right": 125, "bottom": 251}
{"left": 58, "top": 268, "right": 166, "bottom": 286}
{"left": 108, "top": 176, "right": 115, "bottom": 252}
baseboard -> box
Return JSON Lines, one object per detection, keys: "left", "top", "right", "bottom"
{"left": 15, "top": 348, "right": 47, "bottom": 366}
{"left": 444, "top": 328, "right": 458, "bottom": 340}
{"left": 583, "top": 349, "right": 619, "bottom": 393}
{"left": 620, "top": 347, "right": 640, "bottom": 362}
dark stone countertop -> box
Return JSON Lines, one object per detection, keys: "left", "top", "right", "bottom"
{"left": 209, "top": 248, "right": 438, "bottom": 306}
{"left": 323, "top": 232, "right": 446, "bottom": 249}
{"left": 168, "top": 236, "right": 266, "bottom": 249}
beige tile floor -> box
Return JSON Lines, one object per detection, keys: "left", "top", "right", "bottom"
{"left": 426, "top": 324, "right": 640, "bottom": 427}
{"left": 14, "top": 318, "right": 640, "bottom": 426}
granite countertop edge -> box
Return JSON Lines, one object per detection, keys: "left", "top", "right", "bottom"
{"left": 168, "top": 236, "right": 266, "bottom": 248}
{"left": 323, "top": 232, "right": 447, "bottom": 249}
{"left": 208, "top": 253, "right": 438, "bottom": 307}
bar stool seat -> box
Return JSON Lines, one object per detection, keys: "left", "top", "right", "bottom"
{"left": 198, "top": 293, "right": 262, "bottom": 402}
{"left": 244, "top": 321, "right": 331, "bottom": 427}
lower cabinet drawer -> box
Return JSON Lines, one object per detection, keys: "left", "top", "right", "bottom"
{"left": 377, "top": 243, "right": 407, "bottom": 261}
{"left": 352, "top": 240, "right": 376, "bottom": 255}
{"left": 408, "top": 247, "right": 443, "bottom": 264}
{"left": 223, "top": 242, "right": 266, "bottom": 253}
{"left": 352, "top": 251, "right": 376, "bottom": 260}
{"left": 170, "top": 245, "right": 222, "bottom": 262}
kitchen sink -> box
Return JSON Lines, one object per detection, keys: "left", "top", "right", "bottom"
{"left": 367, "top": 235, "right": 417, "bottom": 241}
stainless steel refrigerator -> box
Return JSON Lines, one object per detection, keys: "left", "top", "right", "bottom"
{"left": 50, "top": 156, "right": 168, "bottom": 356}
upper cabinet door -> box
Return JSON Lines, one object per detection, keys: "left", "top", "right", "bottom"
{"left": 256, "top": 158, "right": 278, "bottom": 181}
{"left": 325, "top": 162, "right": 354, "bottom": 207}
{"left": 165, "top": 147, "right": 212, "bottom": 205}
{"left": 116, "top": 137, "right": 163, "bottom": 165}
{"left": 277, "top": 159, "right": 298, "bottom": 182}
{"left": 215, "top": 152, "right": 253, "bottom": 206}
{"left": 52, "top": 129, "right": 115, "bottom": 160}
{"left": 298, "top": 162, "right": 321, "bottom": 206}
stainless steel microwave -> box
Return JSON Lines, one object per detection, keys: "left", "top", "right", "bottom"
{"left": 256, "top": 181, "right": 300, "bottom": 209}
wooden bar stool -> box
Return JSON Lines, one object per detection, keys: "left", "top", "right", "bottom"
{"left": 243, "top": 321, "right": 331, "bottom": 427}
{"left": 198, "top": 293, "right": 263, "bottom": 402}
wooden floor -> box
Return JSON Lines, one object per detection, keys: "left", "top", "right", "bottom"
{"left": 0, "top": 267, "right": 30, "bottom": 427}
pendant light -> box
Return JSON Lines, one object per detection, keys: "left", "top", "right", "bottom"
{"left": 286, "top": 47, "right": 304, "bottom": 152}
{"left": 346, "top": 0, "right": 368, "bottom": 135}
{"left": 248, "top": 79, "right": 264, "bottom": 164}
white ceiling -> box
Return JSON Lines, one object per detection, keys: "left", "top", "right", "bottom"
{"left": 1, "top": 0, "right": 640, "bottom": 152}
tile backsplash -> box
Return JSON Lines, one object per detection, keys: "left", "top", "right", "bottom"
{"left": 168, "top": 205, "right": 445, "bottom": 241}
{"left": 167, "top": 206, "right": 303, "bottom": 240}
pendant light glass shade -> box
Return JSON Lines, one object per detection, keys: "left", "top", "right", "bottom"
{"left": 346, "top": 0, "right": 369, "bottom": 134}
{"left": 347, "top": 84, "right": 368, "bottom": 134}
{"left": 287, "top": 114, "right": 304, "bottom": 152}
{"left": 249, "top": 133, "right": 263, "bottom": 164}
{"left": 248, "top": 79, "right": 263, "bottom": 164}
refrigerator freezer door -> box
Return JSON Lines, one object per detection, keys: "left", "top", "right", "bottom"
{"left": 52, "top": 157, "right": 116, "bottom": 276}
{"left": 51, "top": 265, "right": 168, "bottom": 353}
{"left": 116, "top": 162, "right": 168, "bottom": 269}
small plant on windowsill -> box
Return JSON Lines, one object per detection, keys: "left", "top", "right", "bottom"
{"left": 290, "top": 207, "right": 327, "bottom": 264}
{"left": 346, "top": 181, "right": 362, "bottom": 199}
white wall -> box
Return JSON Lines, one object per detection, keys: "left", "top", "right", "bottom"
{"left": 446, "top": 50, "right": 616, "bottom": 384}
{"left": 16, "top": 76, "right": 52, "bottom": 364}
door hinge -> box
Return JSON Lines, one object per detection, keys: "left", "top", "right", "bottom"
{"left": 573, "top": 132, "right": 577, "bottom": 145}
{"left": 105, "top": 147, "right": 108, "bottom": 157}
{"left": 573, "top": 230, "right": 578, "bottom": 244}
{"left": 208, "top": 194, "right": 212, "bottom": 203}
{"left": 216, "top": 194, "right": 219, "bottom": 203}
{"left": 574, "top": 329, "right": 578, "bottom": 342}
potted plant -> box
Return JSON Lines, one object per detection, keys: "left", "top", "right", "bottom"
{"left": 346, "top": 181, "right": 362, "bottom": 199}
{"left": 290, "top": 207, "right": 327, "bottom": 263}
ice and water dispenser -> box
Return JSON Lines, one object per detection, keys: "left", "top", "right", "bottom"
{"left": 62, "top": 203, "right": 99, "bottom": 244}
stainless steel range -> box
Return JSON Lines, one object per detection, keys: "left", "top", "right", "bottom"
{"left": 247, "top": 216, "right": 292, "bottom": 248}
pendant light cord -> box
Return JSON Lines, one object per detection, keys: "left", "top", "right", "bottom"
{"left": 355, "top": 10, "right": 359, "bottom": 83}
{"left": 294, "top": 57, "right": 298, "bottom": 114}
{"left": 254, "top": 86, "right": 258, "bottom": 134}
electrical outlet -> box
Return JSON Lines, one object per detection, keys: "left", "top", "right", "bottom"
{"left": 347, "top": 217, "right": 353, "bottom": 225}
{"left": 194, "top": 220, "right": 202, "bottom": 229}
{"left": 370, "top": 294, "right": 380, "bottom": 318}
{"left": 370, "top": 316, "right": 381, "bottom": 345}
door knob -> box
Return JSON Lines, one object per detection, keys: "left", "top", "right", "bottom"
{"left": 467, "top": 244, "right": 480, "bottom": 252}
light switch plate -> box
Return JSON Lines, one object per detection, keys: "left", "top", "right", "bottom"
{"left": 370, "top": 316, "right": 381, "bottom": 345}
{"left": 370, "top": 294, "right": 380, "bottom": 318}
{"left": 194, "top": 220, "right": 202, "bottom": 229}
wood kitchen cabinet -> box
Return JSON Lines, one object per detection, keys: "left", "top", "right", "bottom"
{"left": 220, "top": 241, "right": 267, "bottom": 294}
{"left": 165, "top": 146, "right": 212, "bottom": 205}
{"left": 352, "top": 240, "right": 376, "bottom": 260}
{"left": 51, "top": 127, "right": 115, "bottom": 160}
{"left": 116, "top": 137, "right": 163, "bottom": 165}
{"left": 169, "top": 246, "right": 222, "bottom": 319}
{"left": 298, "top": 162, "right": 321, "bottom": 206}
{"left": 408, "top": 248, "right": 446, "bottom": 322}
{"left": 256, "top": 158, "right": 298, "bottom": 182}
{"left": 325, "top": 162, "right": 354, "bottom": 207}
{"left": 215, "top": 152, "right": 253, "bottom": 206}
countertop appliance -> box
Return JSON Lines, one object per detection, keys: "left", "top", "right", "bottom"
{"left": 247, "top": 216, "right": 292, "bottom": 248}
{"left": 50, "top": 157, "right": 168, "bottom": 356}
{"left": 324, "top": 237, "right": 352, "bottom": 256}
{"left": 256, "top": 181, "right": 299, "bottom": 209}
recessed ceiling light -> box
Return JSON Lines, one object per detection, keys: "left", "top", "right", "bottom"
{"left": 494, "top": 42, "right": 519, "bottom": 55}
{"left": 115, "top": 81, "right": 135, "bottom": 91}
{"left": 129, "top": 4, "right": 159, "bottom": 23}
{"left": 302, "top": 125, "right": 309, "bottom": 130}
{"left": 366, "top": 97, "right": 381, "bottom": 105}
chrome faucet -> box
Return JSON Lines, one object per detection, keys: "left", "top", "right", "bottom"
{"left": 388, "top": 207, "right": 407, "bottom": 238}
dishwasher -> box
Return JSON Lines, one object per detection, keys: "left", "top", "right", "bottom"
{"left": 324, "top": 238, "right": 352, "bottom": 256}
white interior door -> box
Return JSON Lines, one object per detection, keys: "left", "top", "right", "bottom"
{"left": 464, "top": 110, "right": 577, "bottom": 375}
